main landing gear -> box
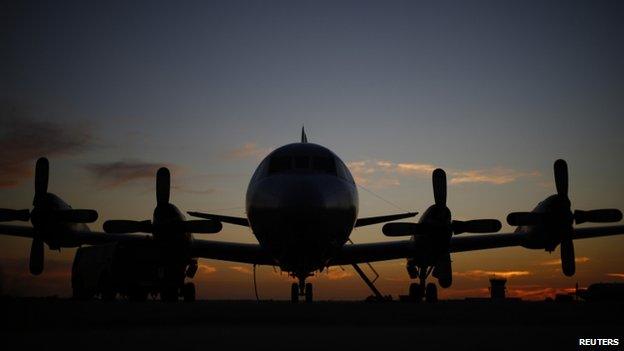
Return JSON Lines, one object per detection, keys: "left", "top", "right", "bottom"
{"left": 407, "top": 262, "right": 438, "bottom": 303}
{"left": 291, "top": 276, "right": 313, "bottom": 303}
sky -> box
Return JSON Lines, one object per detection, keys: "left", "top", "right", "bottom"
{"left": 1, "top": 0, "right": 623, "bottom": 300}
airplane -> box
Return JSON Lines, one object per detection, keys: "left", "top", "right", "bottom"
{"left": 1, "top": 130, "right": 623, "bottom": 302}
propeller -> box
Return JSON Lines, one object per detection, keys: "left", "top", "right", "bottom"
{"left": 383, "top": 168, "right": 502, "bottom": 237}
{"left": 103, "top": 167, "right": 222, "bottom": 236}
{"left": 0, "top": 157, "right": 99, "bottom": 275}
{"left": 382, "top": 169, "right": 501, "bottom": 288}
{"left": 506, "top": 159, "right": 622, "bottom": 276}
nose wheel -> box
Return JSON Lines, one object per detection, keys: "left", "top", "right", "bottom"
{"left": 407, "top": 263, "right": 438, "bottom": 302}
{"left": 290, "top": 278, "right": 313, "bottom": 303}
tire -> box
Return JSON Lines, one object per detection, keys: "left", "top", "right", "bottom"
{"left": 409, "top": 283, "right": 423, "bottom": 302}
{"left": 305, "top": 283, "right": 313, "bottom": 303}
{"left": 425, "top": 283, "right": 438, "bottom": 303}
{"left": 182, "top": 282, "right": 196, "bottom": 302}
{"left": 291, "top": 283, "right": 299, "bottom": 303}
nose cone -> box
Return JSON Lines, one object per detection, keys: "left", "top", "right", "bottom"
{"left": 279, "top": 177, "right": 326, "bottom": 209}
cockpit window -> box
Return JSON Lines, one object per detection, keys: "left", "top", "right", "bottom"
{"left": 268, "top": 156, "right": 291, "bottom": 173}
{"left": 312, "top": 157, "right": 336, "bottom": 175}
{"left": 267, "top": 154, "right": 338, "bottom": 176}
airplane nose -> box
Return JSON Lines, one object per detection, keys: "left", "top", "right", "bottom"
{"left": 279, "top": 177, "right": 325, "bottom": 209}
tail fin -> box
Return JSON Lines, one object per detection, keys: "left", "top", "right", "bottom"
{"left": 301, "top": 126, "right": 308, "bottom": 143}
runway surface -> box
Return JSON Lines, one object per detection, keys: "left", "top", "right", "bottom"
{"left": 1, "top": 298, "right": 622, "bottom": 350}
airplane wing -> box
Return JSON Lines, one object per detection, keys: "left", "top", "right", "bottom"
{"left": 0, "top": 224, "right": 272, "bottom": 265}
{"left": 354, "top": 212, "right": 418, "bottom": 227}
{"left": 190, "top": 239, "right": 274, "bottom": 265}
{"left": 329, "top": 225, "right": 624, "bottom": 265}
{"left": 186, "top": 211, "right": 418, "bottom": 228}
{"left": 187, "top": 212, "right": 249, "bottom": 227}
{"left": 0, "top": 224, "right": 151, "bottom": 245}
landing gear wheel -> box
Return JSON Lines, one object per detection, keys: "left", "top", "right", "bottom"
{"left": 291, "top": 283, "right": 299, "bottom": 303}
{"left": 305, "top": 283, "right": 313, "bottom": 303}
{"left": 409, "top": 283, "right": 423, "bottom": 302}
{"left": 425, "top": 283, "right": 438, "bottom": 303}
{"left": 161, "top": 286, "right": 179, "bottom": 302}
{"left": 182, "top": 282, "right": 196, "bottom": 302}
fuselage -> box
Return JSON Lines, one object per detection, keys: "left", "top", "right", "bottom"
{"left": 245, "top": 143, "right": 358, "bottom": 277}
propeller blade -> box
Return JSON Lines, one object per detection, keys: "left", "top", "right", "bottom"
{"left": 382, "top": 222, "right": 442, "bottom": 237}
{"left": 29, "top": 238, "right": 44, "bottom": 275}
{"left": 182, "top": 220, "right": 223, "bottom": 234}
{"left": 507, "top": 212, "right": 547, "bottom": 226}
{"left": 554, "top": 159, "right": 568, "bottom": 197}
{"left": 156, "top": 167, "right": 170, "bottom": 205}
{"left": 53, "top": 209, "right": 98, "bottom": 223}
{"left": 574, "top": 209, "right": 622, "bottom": 225}
{"left": 104, "top": 220, "right": 152, "bottom": 233}
{"left": 34, "top": 157, "right": 49, "bottom": 196}
{"left": 560, "top": 239, "right": 575, "bottom": 277}
{"left": 0, "top": 209, "right": 30, "bottom": 222}
{"left": 452, "top": 219, "right": 502, "bottom": 235}
{"left": 432, "top": 168, "right": 447, "bottom": 207}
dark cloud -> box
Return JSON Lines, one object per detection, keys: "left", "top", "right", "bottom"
{"left": 0, "top": 104, "right": 92, "bottom": 188}
{"left": 85, "top": 160, "right": 173, "bottom": 188}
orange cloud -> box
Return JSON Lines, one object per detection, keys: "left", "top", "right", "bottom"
{"left": 347, "top": 159, "right": 539, "bottom": 188}
{"left": 449, "top": 168, "right": 540, "bottom": 185}
{"left": 540, "top": 256, "right": 590, "bottom": 266}
{"left": 454, "top": 270, "right": 531, "bottom": 279}
{"left": 198, "top": 264, "right": 217, "bottom": 274}
{"left": 396, "top": 163, "right": 437, "bottom": 175}
{"left": 229, "top": 265, "right": 253, "bottom": 275}
{"left": 226, "top": 143, "right": 272, "bottom": 160}
{"left": 325, "top": 269, "right": 354, "bottom": 280}
{"left": 606, "top": 273, "right": 624, "bottom": 279}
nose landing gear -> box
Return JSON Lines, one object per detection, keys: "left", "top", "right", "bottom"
{"left": 290, "top": 275, "right": 313, "bottom": 303}
{"left": 407, "top": 261, "right": 438, "bottom": 303}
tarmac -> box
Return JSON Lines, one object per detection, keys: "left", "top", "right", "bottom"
{"left": 1, "top": 297, "right": 622, "bottom": 350}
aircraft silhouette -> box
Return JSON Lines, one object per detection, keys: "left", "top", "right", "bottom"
{"left": 0, "top": 130, "right": 623, "bottom": 302}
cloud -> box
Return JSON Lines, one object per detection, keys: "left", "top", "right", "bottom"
{"left": 198, "top": 264, "right": 217, "bottom": 274}
{"left": 449, "top": 168, "right": 540, "bottom": 185}
{"left": 347, "top": 159, "right": 538, "bottom": 188}
{"left": 396, "top": 163, "right": 437, "bottom": 175}
{"left": 225, "top": 143, "right": 272, "bottom": 160}
{"left": 606, "top": 273, "right": 624, "bottom": 279}
{"left": 325, "top": 269, "right": 354, "bottom": 280}
{"left": 0, "top": 104, "right": 92, "bottom": 188}
{"left": 540, "top": 256, "right": 590, "bottom": 266}
{"left": 85, "top": 160, "right": 174, "bottom": 188}
{"left": 229, "top": 265, "right": 253, "bottom": 275}
{"left": 454, "top": 270, "right": 531, "bottom": 279}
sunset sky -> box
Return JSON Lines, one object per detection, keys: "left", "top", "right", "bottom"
{"left": 1, "top": 0, "right": 623, "bottom": 300}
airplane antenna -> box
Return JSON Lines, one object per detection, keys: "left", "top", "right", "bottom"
{"left": 301, "top": 126, "right": 308, "bottom": 143}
